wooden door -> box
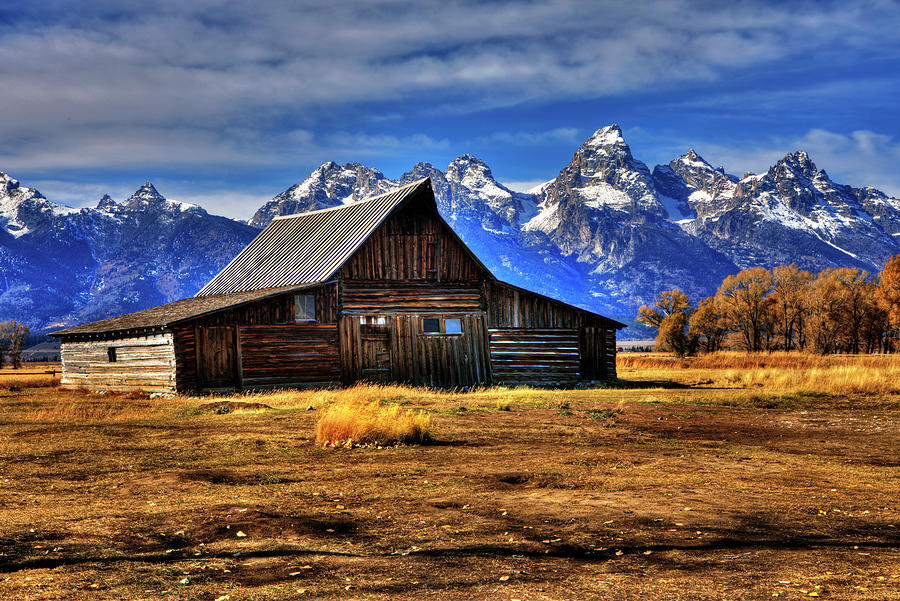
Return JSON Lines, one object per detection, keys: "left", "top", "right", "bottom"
{"left": 579, "top": 326, "right": 606, "bottom": 381}
{"left": 359, "top": 324, "right": 392, "bottom": 382}
{"left": 197, "top": 326, "right": 238, "bottom": 388}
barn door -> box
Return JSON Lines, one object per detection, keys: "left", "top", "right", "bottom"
{"left": 579, "top": 326, "right": 606, "bottom": 381}
{"left": 197, "top": 326, "right": 238, "bottom": 388}
{"left": 359, "top": 324, "right": 392, "bottom": 382}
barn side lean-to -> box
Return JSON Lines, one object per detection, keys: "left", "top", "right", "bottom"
{"left": 53, "top": 179, "right": 624, "bottom": 393}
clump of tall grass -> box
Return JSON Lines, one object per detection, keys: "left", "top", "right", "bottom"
{"left": 314, "top": 397, "right": 432, "bottom": 447}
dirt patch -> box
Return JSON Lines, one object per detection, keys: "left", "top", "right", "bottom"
{"left": 198, "top": 400, "right": 273, "bottom": 413}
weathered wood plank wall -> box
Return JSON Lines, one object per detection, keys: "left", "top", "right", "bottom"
{"left": 342, "top": 201, "right": 482, "bottom": 282}
{"left": 488, "top": 328, "right": 580, "bottom": 385}
{"left": 341, "top": 281, "right": 482, "bottom": 313}
{"left": 61, "top": 333, "right": 176, "bottom": 393}
{"left": 173, "top": 284, "right": 339, "bottom": 391}
{"left": 239, "top": 324, "right": 340, "bottom": 387}
{"left": 483, "top": 281, "right": 619, "bottom": 384}
{"left": 340, "top": 313, "right": 489, "bottom": 387}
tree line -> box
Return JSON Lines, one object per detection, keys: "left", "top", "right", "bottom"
{"left": 637, "top": 257, "right": 900, "bottom": 355}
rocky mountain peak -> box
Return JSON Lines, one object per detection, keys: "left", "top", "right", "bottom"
{"left": 662, "top": 149, "right": 738, "bottom": 205}
{"left": 96, "top": 194, "right": 118, "bottom": 212}
{"left": 773, "top": 150, "right": 819, "bottom": 180}
{"left": 122, "top": 182, "right": 166, "bottom": 210}
{"left": 575, "top": 124, "right": 642, "bottom": 175}
{"left": 446, "top": 154, "right": 501, "bottom": 190}
{"left": 585, "top": 124, "right": 626, "bottom": 150}
{"left": 248, "top": 161, "right": 393, "bottom": 228}
{"left": 538, "top": 124, "right": 662, "bottom": 221}
{"left": 134, "top": 182, "right": 165, "bottom": 201}
{"left": 1, "top": 171, "right": 19, "bottom": 192}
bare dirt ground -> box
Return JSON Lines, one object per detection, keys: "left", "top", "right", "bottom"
{"left": 1, "top": 359, "right": 899, "bottom": 600}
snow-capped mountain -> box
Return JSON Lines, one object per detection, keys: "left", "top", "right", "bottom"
{"left": 522, "top": 125, "right": 738, "bottom": 307}
{"left": 0, "top": 177, "right": 257, "bottom": 329}
{"left": 4, "top": 123, "right": 900, "bottom": 332}
{"left": 249, "top": 162, "right": 394, "bottom": 227}
{"left": 654, "top": 149, "right": 900, "bottom": 271}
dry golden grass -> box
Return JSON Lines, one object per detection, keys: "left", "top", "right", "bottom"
{"left": 0, "top": 375, "right": 59, "bottom": 390}
{"left": 618, "top": 350, "right": 900, "bottom": 370}
{"left": 314, "top": 396, "right": 432, "bottom": 446}
{"left": 619, "top": 351, "right": 900, "bottom": 396}
{"left": 2, "top": 356, "right": 899, "bottom": 600}
{"left": 23, "top": 390, "right": 195, "bottom": 422}
{"left": 0, "top": 363, "right": 61, "bottom": 390}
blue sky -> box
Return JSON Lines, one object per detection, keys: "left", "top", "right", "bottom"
{"left": 1, "top": 0, "right": 899, "bottom": 219}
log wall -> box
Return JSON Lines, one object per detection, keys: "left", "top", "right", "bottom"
{"left": 489, "top": 328, "right": 580, "bottom": 386}
{"left": 239, "top": 324, "right": 340, "bottom": 388}
{"left": 172, "top": 284, "right": 339, "bottom": 391}
{"left": 61, "top": 333, "right": 176, "bottom": 393}
{"left": 484, "top": 281, "right": 618, "bottom": 384}
{"left": 341, "top": 280, "right": 482, "bottom": 313}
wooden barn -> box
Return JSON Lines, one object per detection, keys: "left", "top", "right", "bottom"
{"left": 53, "top": 179, "right": 624, "bottom": 393}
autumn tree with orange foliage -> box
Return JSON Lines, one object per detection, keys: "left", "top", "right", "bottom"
{"left": 637, "top": 260, "right": 896, "bottom": 355}
{"left": 877, "top": 254, "right": 900, "bottom": 334}
{"left": 636, "top": 290, "right": 697, "bottom": 356}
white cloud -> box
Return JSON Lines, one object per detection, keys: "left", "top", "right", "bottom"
{"left": 0, "top": 1, "right": 898, "bottom": 172}
{"left": 474, "top": 128, "right": 582, "bottom": 147}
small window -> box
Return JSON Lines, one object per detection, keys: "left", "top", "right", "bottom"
{"left": 107, "top": 347, "right": 117, "bottom": 362}
{"left": 294, "top": 294, "right": 316, "bottom": 321}
{"left": 444, "top": 318, "right": 462, "bottom": 334}
{"left": 421, "top": 317, "right": 463, "bottom": 335}
{"left": 363, "top": 315, "right": 387, "bottom": 325}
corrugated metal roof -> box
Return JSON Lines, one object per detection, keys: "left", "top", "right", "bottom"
{"left": 53, "top": 285, "right": 314, "bottom": 337}
{"left": 197, "top": 178, "right": 432, "bottom": 296}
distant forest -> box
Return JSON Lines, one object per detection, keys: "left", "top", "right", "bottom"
{"left": 638, "top": 256, "right": 900, "bottom": 356}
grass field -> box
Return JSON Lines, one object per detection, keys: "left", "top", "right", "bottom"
{"left": 1, "top": 354, "right": 899, "bottom": 600}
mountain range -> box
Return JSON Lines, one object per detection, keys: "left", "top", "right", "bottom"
{"left": 3, "top": 124, "right": 900, "bottom": 334}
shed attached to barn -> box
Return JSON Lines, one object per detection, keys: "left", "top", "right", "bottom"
{"left": 53, "top": 178, "right": 624, "bottom": 393}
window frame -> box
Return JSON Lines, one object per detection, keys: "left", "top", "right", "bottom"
{"left": 420, "top": 317, "right": 464, "bottom": 336}
{"left": 294, "top": 294, "right": 316, "bottom": 322}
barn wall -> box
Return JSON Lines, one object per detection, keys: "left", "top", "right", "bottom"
{"left": 339, "top": 312, "right": 490, "bottom": 388}
{"left": 239, "top": 324, "right": 340, "bottom": 388}
{"left": 173, "top": 284, "right": 339, "bottom": 391}
{"left": 342, "top": 201, "right": 483, "bottom": 282}
{"left": 485, "top": 281, "right": 617, "bottom": 383}
{"left": 341, "top": 281, "right": 482, "bottom": 313}
{"left": 61, "top": 333, "right": 176, "bottom": 393}
{"left": 489, "top": 328, "right": 580, "bottom": 386}
{"left": 186, "top": 283, "right": 338, "bottom": 328}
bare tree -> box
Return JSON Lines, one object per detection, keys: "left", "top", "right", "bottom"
{"left": 0, "top": 321, "right": 30, "bottom": 369}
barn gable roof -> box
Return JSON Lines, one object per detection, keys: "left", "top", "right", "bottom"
{"left": 53, "top": 284, "right": 315, "bottom": 338}
{"left": 197, "top": 178, "right": 459, "bottom": 296}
